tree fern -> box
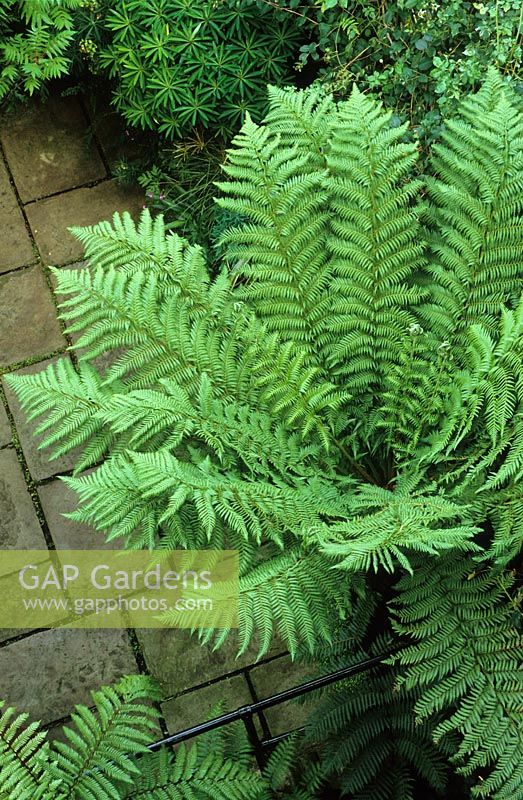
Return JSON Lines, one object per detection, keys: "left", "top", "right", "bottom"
{"left": 421, "top": 70, "right": 523, "bottom": 347}
{"left": 179, "top": 547, "right": 349, "bottom": 659}
{"left": 318, "top": 472, "right": 480, "bottom": 575}
{"left": 7, "top": 75, "right": 523, "bottom": 798}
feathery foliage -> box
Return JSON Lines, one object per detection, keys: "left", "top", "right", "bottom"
{"left": 7, "top": 73, "right": 523, "bottom": 798}
{"left": 393, "top": 556, "right": 523, "bottom": 799}
{"left": 0, "top": 0, "right": 80, "bottom": 102}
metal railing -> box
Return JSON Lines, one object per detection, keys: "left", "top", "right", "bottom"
{"left": 148, "top": 652, "right": 387, "bottom": 768}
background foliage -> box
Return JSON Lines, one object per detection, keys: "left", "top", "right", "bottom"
{"left": 0, "top": 0, "right": 81, "bottom": 104}
{"left": 259, "top": 0, "right": 523, "bottom": 141}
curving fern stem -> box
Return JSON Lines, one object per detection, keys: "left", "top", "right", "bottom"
{"left": 6, "top": 70, "right": 523, "bottom": 799}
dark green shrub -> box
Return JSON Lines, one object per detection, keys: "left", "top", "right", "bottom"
{"left": 134, "top": 131, "right": 228, "bottom": 245}
{"left": 97, "top": 0, "right": 303, "bottom": 138}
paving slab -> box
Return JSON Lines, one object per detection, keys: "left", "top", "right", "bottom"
{"left": 0, "top": 266, "right": 66, "bottom": 367}
{"left": 0, "top": 628, "right": 137, "bottom": 725}
{"left": 161, "top": 674, "right": 252, "bottom": 733}
{"left": 0, "top": 159, "right": 35, "bottom": 273}
{"left": 0, "top": 402, "right": 11, "bottom": 447}
{"left": 0, "top": 95, "right": 106, "bottom": 203}
{"left": 26, "top": 179, "right": 144, "bottom": 265}
{"left": 136, "top": 629, "right": 285, "bottom": 699}
{"left": 3, "top": 358, "right": 79, "bottom": 481}
{"left": 248, "top": 656, "right": 316, "bottom": 737}
{"left": 38, "top": 477, "right": 122, "bottom": 550}
{"left": 0, "top": 448, "right": 47, "bottom": 549}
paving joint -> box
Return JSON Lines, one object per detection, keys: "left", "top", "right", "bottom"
{"left": 0, "top": 627, "right": 51, "bottom": 650}
{"left": 0, "top": 383, "right": 55, "bottom": 550}
{"left": 0, "top": 348, "right": 69, "bottom": 378}
{"left": 0, "top": 139, "right": 40, "bottom": 257}
{"left": 22, "top": 175, "right": 113, "bottom": 207}
{"left": 0, "top": 92, "right": 288, "bottom": 734}
{"left": 159, "top": 651, "right": 287, "bottom": 705}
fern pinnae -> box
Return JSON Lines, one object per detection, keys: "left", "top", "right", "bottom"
{"left": 50, "top": 676, "right": 160, "bottom": 800}
{"left": 393, "top": 556, "right": 523, "bottom": 799}
{"left": 324, "top": 86, "right": 426, "bottom": 399}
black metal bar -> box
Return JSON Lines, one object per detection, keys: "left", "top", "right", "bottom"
{"left": 240, "top": 708, "right": 266, "bottom": 769}
{"left": 149, "top": 651, "right": 387, "bottom": 753}
{"left": 249, "top": 653, "right": 385, "bottom": 714}
{"left": 244, "top": 669, "right": 272, "bottom": 741}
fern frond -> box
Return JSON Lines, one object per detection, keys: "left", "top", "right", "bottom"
{"left": 217, "top": 112, "right": 334, "bottom": 366}
{"left": 4, "top": 359, "right": 115, "bottom": 472}
{"left": 70, "top": 210, "right": 210, "bottom": 301}
{"left": 265, "top": 84, "right": 335, "bottom": 163}
{"left": 121, "top": 742, "right": 267, "bottom": 800}
{"left": 206, "top": 547, "right": 346, "bottom": 658}
{"left": 319, "top": 473, "right": 479, "bottom": 574}
{"left": 393, "top": 556, "right": 523, "bottom": 799}
{"left": 64, "top": 450, "right": 345, "bottom": 551}
{"left": 306, "top": 660, "right": 447, "bottom": 800}
{"left": 324, "top": 86, "right": 426, "bottom": 399}
{"left": 0, "top": 702, "right": 55, "bottom": 800}
{"left": 423, "top": 83, "right": 523, "bottom": 347}
{"left": 50, "top": 675, "right": 160, "bottom": 800}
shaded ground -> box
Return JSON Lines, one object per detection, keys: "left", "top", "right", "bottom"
{"left": 0, "top": 93, "right": 310, "bottom": 740}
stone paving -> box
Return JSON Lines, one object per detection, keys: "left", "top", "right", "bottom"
{"left": 0, "top": 93, "right": 308, "bottom": 741}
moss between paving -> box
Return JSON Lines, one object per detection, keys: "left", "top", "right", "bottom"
{"left": 0, "top": 402, "right": 11, "bottom": 447}
{"left": 0, "top": 448, "right": 48, "bottom": 548}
